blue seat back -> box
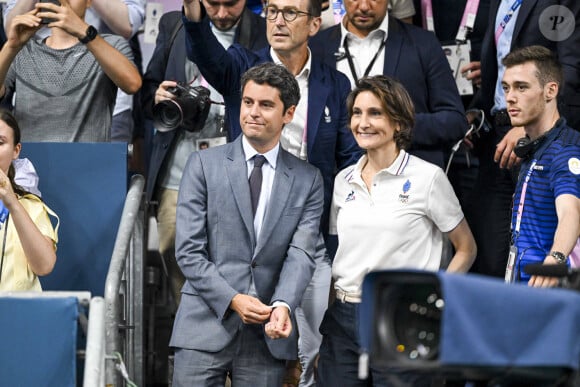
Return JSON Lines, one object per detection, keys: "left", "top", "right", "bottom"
{"left": 20, "top": 143, "right": 127, "bottom": 296}
{"left": 0, "top": 296, "right": 79, "bottom": 386}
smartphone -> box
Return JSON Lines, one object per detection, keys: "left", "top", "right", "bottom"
{"left": 37, "top": 0, "right": 61, "bottom": 25}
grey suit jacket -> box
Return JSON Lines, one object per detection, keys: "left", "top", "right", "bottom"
{"left": 169, "top": 136, "right": 324, "bottom": 360}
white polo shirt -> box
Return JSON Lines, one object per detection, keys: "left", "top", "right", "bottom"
{"left": 330, "top": 150, "right": 464, "bottom": 297}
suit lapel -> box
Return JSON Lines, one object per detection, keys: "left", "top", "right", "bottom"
{"left": 327, "top": 26, "right": 342, "bottom": 66}
{"left": 254, "top": 150, "right": 293, "bottom": 256}
{"left": 236, "top": 7, "right": 254, "bottom": 48}
{"left": 170, "top": 29, "right": 187, "bottom": 82}
{"left": 512, "top": 0, "right": 537, "bottom": 45}
{"left": 383, "top": 17, "right": 403, "bottom": 77}
{"left": 225, "top": 138, "right": 256, "bottom": 245}
{"left": 306, "top": 60, "right": 330, "bottom": 158}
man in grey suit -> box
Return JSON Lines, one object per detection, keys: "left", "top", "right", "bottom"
{"left": 170, "top": 62, "right": 324, "bottom": 386}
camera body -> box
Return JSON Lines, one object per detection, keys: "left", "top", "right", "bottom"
{"left": 152, "top": 83, "right": 211, "bottom": 133}
{"left": 359, "top": 270, "right": 580, "bottom": 383}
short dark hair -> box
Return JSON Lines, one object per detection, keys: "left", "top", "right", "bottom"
{"left": 347, "top": 75, "right": 415, "bottom": 150}
{"left": 502, "top": 45, "right": 563, "bottom": 87}
{"left": 307, "top": 0, "right": 322, "bottom": 17}
{"left": 240, "top": 62, "right": 300, "bottom": 112}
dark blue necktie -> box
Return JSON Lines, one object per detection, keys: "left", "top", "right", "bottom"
{"left": 249, "top": 155, "right": 266, "bottom": 216}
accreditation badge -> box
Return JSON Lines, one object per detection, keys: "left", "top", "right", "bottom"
{"left": 505, "top": 245, "right": 518, "bottom": 284}
{"left": 442, "top": 41, "right": 473, "bottom": 96}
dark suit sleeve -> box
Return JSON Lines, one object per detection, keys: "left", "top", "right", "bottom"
{"left": 175, "top": 151, "right": 239, "bottom": 320}
{"left": 141, "top": 12, "right": 179, "bottom": 119}
{"left": 271, "top": 169, "right": 324, "bottom": 312}
{"left": 412, "top": 32, "right": 468, "bottom": 148}
{"left": 558, "top": 0, "right": 580, "bottom": 129}
{"left": 335, "top": 73, "right": 363, "bottom": 170}
{"left": 182, "top": 13, "right": 249, "bottom": 97}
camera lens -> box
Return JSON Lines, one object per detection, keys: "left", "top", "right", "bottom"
{"left": 375, "top": 281, "right": 442, "bottom": 365}
{"left": 152, "top": 100, "right": 184, "bottom": 132}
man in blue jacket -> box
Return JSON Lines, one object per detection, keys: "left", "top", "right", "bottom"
{"left": 309, "top": 0, "right": 468, "bottom": 168}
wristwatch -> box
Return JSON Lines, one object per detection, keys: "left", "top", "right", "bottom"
{"left": 79, "top": 25, "right": 98, "bottom": 44}
{"left": 549, "top": 251, "right": 567, "bottom": 264}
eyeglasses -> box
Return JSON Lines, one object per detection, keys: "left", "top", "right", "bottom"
{"left": 264, "top": 6, "right": 312, "bottom": 22}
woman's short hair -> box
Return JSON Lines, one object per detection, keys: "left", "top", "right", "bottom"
{"left": 347, "top": 75, "right": 415, "bottom": 150}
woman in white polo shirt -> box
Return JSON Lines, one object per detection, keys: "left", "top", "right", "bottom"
{"left": 316, "top": 75, "right": 477, "bottom": 386}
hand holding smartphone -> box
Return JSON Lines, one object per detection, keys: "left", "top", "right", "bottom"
{"left": 37, "top": 0, "right": 61, "bottom": 25}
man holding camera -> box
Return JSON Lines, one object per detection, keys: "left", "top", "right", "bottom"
{"left": 502, "top": 46, "right": 580, "bottom": 286}
{"left": 0, "top": 0, "right": 141, "bottom": 142}
{"left": 143, "top": 0, "right": 267, "bottom": 308}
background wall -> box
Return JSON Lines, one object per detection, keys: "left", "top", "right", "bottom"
{"left": 139, "top": 0, "right": 183, "bottom": 70}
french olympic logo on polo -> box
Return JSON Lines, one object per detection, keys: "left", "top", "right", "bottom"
{"left": 398, "top": 179, "right": 411, "bottom": 203}
{"left": 345, "top": 190, "right": 356, "bottom": 202}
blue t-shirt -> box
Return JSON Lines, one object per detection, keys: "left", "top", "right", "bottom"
{"left": 511, "top": 120, "right": 580, "bottom": 282}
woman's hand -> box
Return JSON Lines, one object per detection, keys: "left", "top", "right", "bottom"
{"left": 0, "top": 169, "right": 18, "bottom": 210}
{"left": 0, "top": 170, "right": 57, "bottom": 276}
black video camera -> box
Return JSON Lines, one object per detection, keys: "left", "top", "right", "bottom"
{"left": 152, "top": 83, "right": 211, "bottom": 132}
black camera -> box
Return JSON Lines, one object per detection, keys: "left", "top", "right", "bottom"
{"left": 152, "top": 83, "right": 211, "bottom": 132}
{"left": 359, "top": 270, "right": 580, "bottom": 384}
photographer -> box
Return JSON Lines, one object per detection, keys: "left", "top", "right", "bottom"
{"left": 142, "top": 4, "right": 267, "bottom": 310}
{"left": 0, "top": 0, "right": 141, "bottom": 142}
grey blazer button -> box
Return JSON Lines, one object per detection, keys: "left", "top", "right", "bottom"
{"left": 251, "top": 261, "right": 257, "bottom": 268}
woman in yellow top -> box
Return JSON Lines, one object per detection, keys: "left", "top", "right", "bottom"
{"left": 0, "top": 110, "right": 58, "bottom": 291}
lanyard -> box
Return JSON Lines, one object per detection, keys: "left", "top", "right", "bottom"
{"left": 332, "top": 0, "right": 345, "bottom": 25}
{"left": 343, "top": 37, "right": 386, "bottom": 83}
{"left": 512, "top": 159, "right": 537, "bottom": 240}
{"left": 421, "top": 0, "right": 480, "bottom": 42}
{"left": 421, "top": 0, "right": 435, "bottom": 31}
{"left": 0, "top": 214, "right": 10, "bottom": 284}
{"left": 494, "top": 0, "right": 523, "bottom": 44}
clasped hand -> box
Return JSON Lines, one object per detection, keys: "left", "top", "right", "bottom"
{"left": 230, "top": 294, "right": 292, "bottom": 339}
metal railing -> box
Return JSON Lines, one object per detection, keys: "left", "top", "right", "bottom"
{"left": 83, "top": 297, "right": 105, "bottom": 387}
{"left": 101, "top": 174, "right": 146, "bottom": 386}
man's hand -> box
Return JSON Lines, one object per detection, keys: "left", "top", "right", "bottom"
{"left": 229, "top": 294, "right": 272, "bottom": 324}
{"left": 460, "top": 61, "right": 481, "bottom": 88}
{"left": 528, "top": 255, "right": 561, "bottom": 288}
{"left": 6, "top": 10, "right": 42, "bottom": 50}
{"left": 494, "top": 126, "right": 524, "bottom": 169}
{"left": 265, "top": 306, "right": 292, "bottom": 339}
{"left": 155, "top": 80, "right": 179, "bottom": 104}
{"left": 183, "top": 0, "right": 202, "bottom": 21}
{"left": 35, "top": 0, "right": 89, "bottom": 39}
